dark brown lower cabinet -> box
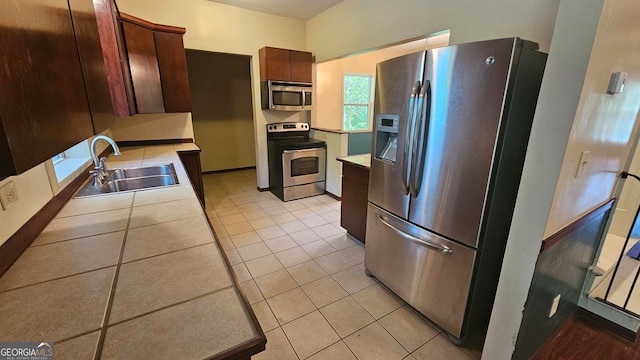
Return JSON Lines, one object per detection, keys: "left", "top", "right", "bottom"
{"left": 178, "top": 148, "right": 205, "bottom": 208}
{"left": 340, "top": 162, "right": 369, "bottom": 243}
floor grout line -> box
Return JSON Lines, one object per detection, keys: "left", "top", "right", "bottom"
{"left": 202, "top": 170, "right": 479, "bottom": 360}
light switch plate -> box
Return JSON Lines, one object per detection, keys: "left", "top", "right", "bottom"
{"left": 575, "top": 150, "right": 590, "bottom": 178}
{"left": 607, "top": 71, "right": 627, "bottom": 94}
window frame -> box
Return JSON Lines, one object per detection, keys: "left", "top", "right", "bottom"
{"left": 342, "top": 73, "right": 374, "bottom": 132}
{"left": 44, "top": 139, "right": 92, "bottom": 195}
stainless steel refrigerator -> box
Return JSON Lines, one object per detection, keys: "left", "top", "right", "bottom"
{"left": 365, "top": 38, "right": 547, "bottom": 343}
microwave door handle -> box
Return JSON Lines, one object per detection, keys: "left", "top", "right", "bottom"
{"left": 376, "top": 214, "right": 453, "bottom": 255}
{"left": 301, "top": 89, "right": 305, "bottom": 110}
{"left": 403, "top": 81, "right": 421, "bottom": 195}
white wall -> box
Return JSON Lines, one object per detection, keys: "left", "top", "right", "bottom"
{"left": 543, "top": 0, "right": 640, "bottom": 237}
{"left": 314, "top": 48, "right": 413, "bottom": 130}
{"left": 0, "top": 165, "right": 53, "bottom": 245}
{"left": 309, "top": 129, "right": 348, "bottom": 196}
{"left": 306, "top": 0, "right": 560, "bottom": 62}
{"left": 116, "top": 0, "right": 307, "bottom": 188}
{"left": 483, "top": 3, "right": 605, "bottom": 357}
{"left": 110, "top": 113, "right": 195, "bottom": 141}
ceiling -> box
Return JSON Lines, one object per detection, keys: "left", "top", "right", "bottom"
{"left": 207, "top": 0, "right": 344, "bottom": 20}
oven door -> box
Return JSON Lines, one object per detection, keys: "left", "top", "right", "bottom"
{"left": 282, "top": 148, "right": 326, "bottom": 187}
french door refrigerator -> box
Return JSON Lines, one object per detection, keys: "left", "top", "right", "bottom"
{"left": 365, "top": 38, "right": 547, "bottom": 343}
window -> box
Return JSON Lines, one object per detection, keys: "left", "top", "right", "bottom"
{"left": 343, "top": 74, "right": 373, "bottom": 131}
{"left": 44, "top": 139, "right": 92, "bottom": 195}
{"left": 51, "top": 152, "right": 65, "bottom": 164}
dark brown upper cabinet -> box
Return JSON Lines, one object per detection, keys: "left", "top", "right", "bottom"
{"left": 259, "top": 47, "right": 312, "bottom": 83}
{"left": 69, "top": 0, "right": 117, "bottom": 134}
{"left": 93, "top": 2, "right": 191, "bottom": 116}
{"left": 154, "top": 30, "right": 192, "bottom": 113}
{"left": 0, "top": 0, "right": 99, "bottom": 179}
{"left": 120, "top": 16, "right": 166, "bottom": 114}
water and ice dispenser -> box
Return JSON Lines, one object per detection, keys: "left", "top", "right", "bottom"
{"left": 374, "top": 114, "right": 399, "bottom": 162}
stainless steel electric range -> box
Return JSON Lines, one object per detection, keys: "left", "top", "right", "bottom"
{"left": 266, "top": 122, "right": 326, "bottom": 201}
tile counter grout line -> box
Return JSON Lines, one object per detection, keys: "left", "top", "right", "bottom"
{"left": 119, "top": 235, "right": 214, "bottom": 265}
{"left": 94, "top": 195, "right": 135, "bottom": 360}
{"left": 0, "top": 264, "right": 120, "bottom": 295}
{"left": 102, "top": 285, "right": 236, "bottom": 328}
{"left": 28, "top": 229, "right": 126, "bottom": 248}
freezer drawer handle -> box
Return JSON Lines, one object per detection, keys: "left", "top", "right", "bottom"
{"left": 376, "top": 214, "right": 453, "bottom": 255}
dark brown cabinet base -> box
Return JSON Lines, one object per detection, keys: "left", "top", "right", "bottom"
{"left": 339, "top": 160, "right": 370, "bottom": 244}
{"left": 178, "top": 148, "right": 205, "bottom": 208}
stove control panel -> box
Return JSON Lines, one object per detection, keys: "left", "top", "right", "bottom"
{"left": 267, "top": 122, "right": 309, "bottom": 133}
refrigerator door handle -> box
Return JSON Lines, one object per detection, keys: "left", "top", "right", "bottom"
{"left": 402, "top": 81, "right": 422, "bottom": 194}
{"left": 410, "top": 80, "right": 430, "bottom": 197}
{"left": 376, "top": 214, "right": 453, "bottom": 255}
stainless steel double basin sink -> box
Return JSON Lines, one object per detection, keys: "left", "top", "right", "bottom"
{"left": 76, "top": 163, "right": 179, "bottom": 197}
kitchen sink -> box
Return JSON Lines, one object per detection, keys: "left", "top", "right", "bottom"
{"left": 75, "top": 163, "right": 179, "bottom": 197}
{"left": 100, "top": 175, "right": 177, "bottom": 192}
{"left": 107, "top": 164, "right": 175, "bottom": 180}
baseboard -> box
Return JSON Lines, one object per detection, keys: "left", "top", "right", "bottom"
{"left": 116, "top": 138, "right": 193, "bottom": 147}
{"left": 257, "top": 187, "right": 269, "bottom": 192}
{"left": 202, "top": 166, "right": 257, "bottom": 175}
{"left": 575, "top": 307, "right": 638, "bottom": 342}
{"left": 325, "top": 191, "right": 341, "bottom": 201}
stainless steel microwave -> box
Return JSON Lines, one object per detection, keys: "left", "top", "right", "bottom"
{"left": 261, "top": 80, "right": 313, "bottom": 111}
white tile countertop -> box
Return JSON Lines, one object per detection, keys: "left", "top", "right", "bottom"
{"left": 0, "top": 145, "right": 265, "bottom": 359}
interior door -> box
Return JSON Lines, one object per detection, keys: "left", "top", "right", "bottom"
{"left": 368, "top": 51, "right": 425, "bottom": 219}
{"left": 409, "top": 38, "right": 515, "bottom": 248}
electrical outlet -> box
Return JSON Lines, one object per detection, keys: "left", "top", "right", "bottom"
{"left": 0, "top": 181, "right": 19, "bottom": 210}
{"left": 549, "top": 294, "right": 561, "bottom": 318}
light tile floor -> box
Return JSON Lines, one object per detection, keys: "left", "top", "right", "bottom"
{"left": 203, "top": 169, "right": 481, "bottom": 360}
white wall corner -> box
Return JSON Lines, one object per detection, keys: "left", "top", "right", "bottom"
{"left": 481, "top": 0, "right": 606, "bottom": 358}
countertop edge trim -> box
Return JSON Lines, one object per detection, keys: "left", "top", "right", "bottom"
{"left": 541, "top": 199, "right": 615, "bottom": 253}
{"left": 202, "top": 209, "right": 267, "bottom": 358}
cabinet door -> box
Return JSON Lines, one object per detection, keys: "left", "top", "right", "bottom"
{"left": 290, "top": 50, "right": 312, "bottom": 83}
{"left": 155, "top": 31, "right": 192, "bottom": 112}
{"left": 259, "top": 47, "right": 291, "bottom": 82}
{"left": 0, "top": 0, "right": 94, "bottom": 179}
{"left": 93, "top": 0, "right": 134, "bottom": 116}
{"left": 69, "top": 0, "right": 116, "bottom": 133}
{"left": 121, "top": 21, "right": 165, "bottom": 113}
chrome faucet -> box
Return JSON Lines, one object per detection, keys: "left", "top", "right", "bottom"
{"left": 90, "top": 135, "right": 121, "bottom": 186}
